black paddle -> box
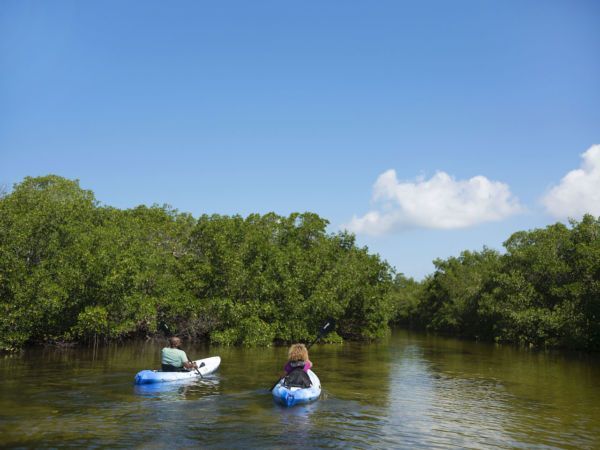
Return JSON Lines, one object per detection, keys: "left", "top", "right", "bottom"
{"left": 269, "top": 317, "right": 336, "bottom": 392}
{"left": 191, "top": 361, "right": 206, "bottom": 377}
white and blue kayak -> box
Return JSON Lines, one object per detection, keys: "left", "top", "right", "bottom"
{"left": 134, "top": 356, "right": 221, "bottom": 384}
{"left": 272, "top": 370, "right": 321, "bottom": 407}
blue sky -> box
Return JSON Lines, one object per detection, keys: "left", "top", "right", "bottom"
{"left": 1, "top": 1, "right": 599, "bottom": 279}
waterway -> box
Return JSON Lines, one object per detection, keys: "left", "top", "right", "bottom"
{"left": 1, "top": 330, "right": 599, "bottom": 448}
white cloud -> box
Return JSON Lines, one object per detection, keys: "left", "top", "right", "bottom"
{"left": 345, "top": 169, "right": 523, "bottom": 235}
{"left": 542, "top": 145, "right": 600, "bottom": 219}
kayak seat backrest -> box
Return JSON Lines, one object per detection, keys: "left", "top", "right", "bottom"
{"left": 284, "top": 368, "right": 312, "bottom": 388}
{"left": 161, "top": 363, "right": 188, "bottom": 372}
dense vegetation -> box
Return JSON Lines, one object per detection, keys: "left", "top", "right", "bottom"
{"left": 1, "top": 175, "right": 598, "bottom": 352}
{"left": 0, "top": 176, "right": 392, "bottom": 351}
{"left": 391, "top": 216, "right": 600, "bottom": 351}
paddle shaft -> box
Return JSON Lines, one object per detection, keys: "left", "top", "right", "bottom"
{"left": 305, "top": 319, "right": 335, "bottom": 350}
{"left": 191, "top": 361, "right": 205, "bottom": 377}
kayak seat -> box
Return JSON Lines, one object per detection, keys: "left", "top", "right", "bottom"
{"left": 161, "top": 363, "right": 189, "bottom": 372}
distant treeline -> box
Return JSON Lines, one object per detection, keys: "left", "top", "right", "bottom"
{"left": 0, "top": 176, "right": 392, "bottom": 351}
{"left": 390, "top": 215, "right": 600, "bottom": 351}
{"left": 0, "top": 176, "right": 598, "bottom": 352}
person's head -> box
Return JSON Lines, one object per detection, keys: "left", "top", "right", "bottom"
{"left": 288, "top": 343, "right": 308, "bottom": 362}
{"left": 169, "top": 337, "right": 182, "bottom": 348}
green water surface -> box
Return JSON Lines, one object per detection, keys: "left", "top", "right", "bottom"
{"left": 1, "top": 330, "right": 599, "bottom": 449}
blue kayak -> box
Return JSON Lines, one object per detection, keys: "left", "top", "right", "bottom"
{"left": 272, "top": 370, "right": 321, "bottom": 407}
{"left": 134, "top": 356, "right": 221, "bottom": 384}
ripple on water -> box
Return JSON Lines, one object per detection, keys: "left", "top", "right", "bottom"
{"left": 2, "top": 332, "right": 600, "bottom": 449}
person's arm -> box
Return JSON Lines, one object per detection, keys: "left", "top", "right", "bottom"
{"left": 180, "top": 351, "right": 197, "bottom": 369}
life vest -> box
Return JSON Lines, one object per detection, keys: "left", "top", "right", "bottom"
{"left": 284, "top": 361, "right": 312, "bottom": 388}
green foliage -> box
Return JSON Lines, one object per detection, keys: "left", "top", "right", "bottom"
{"left": 388, "top": 273, "right": 423, "bottom": 326}
{"left": 0, "top": 176, "right": 394, "bottom": 351}
{"left": 390, "top": 216, "right": 600, "bottom": 351}
{"left": 237, "top": 317, "right": 276, "bottom": 347}
{"left": 0, "top": 176, "right": 98, "bottom": 348}
{"left": 182, "top": 213, "right": 393, "bottom": 344}
{"left": 5, "top": 175, "right": 596, "bottom": 352}
{"left": 71, "top": 306, "right": 109, "bottom": 340}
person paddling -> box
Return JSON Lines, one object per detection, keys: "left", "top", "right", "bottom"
{"left": 161, "top": 337, "right": 198, "bottom": 372}
{"left": 282, "top": 343, "right": 313, "bottom": 388}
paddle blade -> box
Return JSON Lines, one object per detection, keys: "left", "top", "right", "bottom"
{"left": 158, "top": 322, "right": 171, "bottom": 337}
{"left": 194, "top": 361, "right": 205, "bottom": 377}
{"left": 320, "top": 318, "right": 336, "bottom": 335}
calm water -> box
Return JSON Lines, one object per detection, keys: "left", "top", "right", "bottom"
{"left": 1, "top": 330, "right": 599, "bottom": 449}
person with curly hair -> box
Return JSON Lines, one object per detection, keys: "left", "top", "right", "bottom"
{"left": 282, "top": 343, "right": 313, "bottom": 388}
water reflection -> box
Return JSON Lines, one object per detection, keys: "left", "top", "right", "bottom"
{"left": 133, "top": 375, "right": 221, "bottom": 399}
{"left": 381, "top": 332, "right": 600, "bottom": 449}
